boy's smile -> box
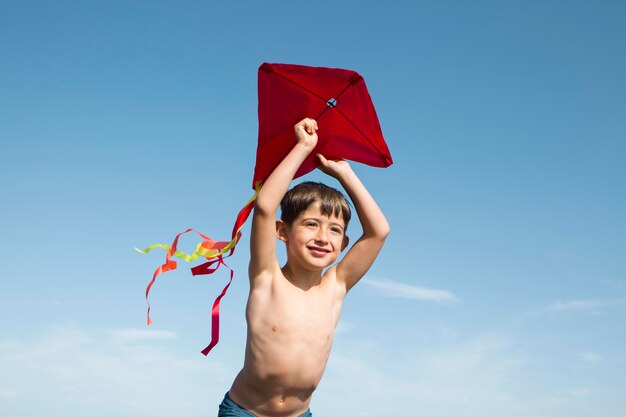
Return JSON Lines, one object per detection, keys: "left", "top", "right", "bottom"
{"left": 307, "top": 245, "right": 331, "bottom": 256}
{"left": 277, "top": 202, "right": 349, "bottom": 270}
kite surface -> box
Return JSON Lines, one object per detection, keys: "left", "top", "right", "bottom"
{"left": 255, "top": 62, "right": 392, "bottom": 187}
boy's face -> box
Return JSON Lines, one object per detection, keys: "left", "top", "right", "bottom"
{"left": 277, "top": 202, "right": 349, "bottom": 271}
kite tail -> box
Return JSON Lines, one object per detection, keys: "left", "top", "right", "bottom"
{"left": 135, "top": 182, "right": 262, "bottom": 355}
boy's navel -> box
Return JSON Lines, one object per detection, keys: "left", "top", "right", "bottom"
{"left": 272, "top": 325, "right": 278, "bottom": 332}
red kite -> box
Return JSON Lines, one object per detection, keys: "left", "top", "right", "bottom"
{"left": 137, "top": 62, "right": 393, "bottom": 356}
{"left": 254, "top": 62, "right": 392, "bottom": 188}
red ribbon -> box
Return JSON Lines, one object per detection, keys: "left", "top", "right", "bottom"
{"left": 143, "top": 190, "right": 258, "bottom": 355}
{"left": 192, "top": 256, "right": 234, "bottom": 355}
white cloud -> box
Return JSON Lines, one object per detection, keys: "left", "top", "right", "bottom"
{"left": 577, "top": 352, "right": 603, "bottom": 364}
{"left": 316, "top": 333, "right": 527, "bottom": 417}
{"left": 567, "top": 387, "right": 594, "bottom": 397}
{"left": 0, "top": 325, "right": 236, "bottom": 417}
{"left": 362, "top": 278, "right": 459, "bottom": 302}
{"left": 599, "top": 279, "right": 626, "bottom": 291}
{"left": 527, "top": 298, "right": 626, "bottom": 317}
{"left": 545, "top": 299, "right": 607, "bottom": 313}
{"left": 0, "top": 388, "right": 16, "bottom": 398}
{"left": 108, "top": 328, "right": 178, "bottom": 344}
{"left": 317, "top": 332, "right": 626, "bottom": 417}
{"left": 536, "top": 298, "right": 626, "bottom": 316}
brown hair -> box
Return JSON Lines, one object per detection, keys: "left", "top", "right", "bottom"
{"left": 280, "top": 181, "right": 351, "bottom": 230}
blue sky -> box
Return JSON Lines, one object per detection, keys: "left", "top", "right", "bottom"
{"left": 1, "top": 1, "right": 625, "bottom": 416}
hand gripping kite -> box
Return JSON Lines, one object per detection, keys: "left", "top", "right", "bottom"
{"left": 137, "top": 62, "right": 393, "bottom": 355}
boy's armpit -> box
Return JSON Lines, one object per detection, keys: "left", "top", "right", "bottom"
{"left": 336, "top": 234, "right": 387, "bottom": 292}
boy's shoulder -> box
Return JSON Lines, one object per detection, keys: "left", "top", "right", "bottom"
{"left": 248, "top": 264, "right": 346, "bottom": 303}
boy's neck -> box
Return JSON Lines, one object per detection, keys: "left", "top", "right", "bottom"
{"left": 281, "top": 263, "right": 323, "bottom": 291}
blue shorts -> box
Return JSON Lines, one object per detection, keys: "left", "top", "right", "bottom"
{"left": 218, "top": 392, "right": 312, "bottom": 417}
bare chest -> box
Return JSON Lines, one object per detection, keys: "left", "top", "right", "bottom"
{"left": 249, "top": 279, "right": 342, "bottom": 344}
{"left": 244, "top": 276, "right": 344, "bottom": 383}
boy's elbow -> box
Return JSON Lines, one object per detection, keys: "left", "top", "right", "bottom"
{"left": 380, "top": 222, "right": 390, "bottom": 240}
{"left": 372, "top": 220, "right": 390, "bottom": 241}
{"left": 253, "top": 197, "right": 277, "bottom": 218}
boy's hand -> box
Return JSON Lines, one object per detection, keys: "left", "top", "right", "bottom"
{"left": 294, "top": 118, "right": 318, "bottom": 150}
{"left": 317, "top": 154, "right": 351, "bottom": 179}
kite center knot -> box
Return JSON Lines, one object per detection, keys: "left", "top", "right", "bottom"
{"left": 326, "top": 98, "right": 337, "bottom": 108}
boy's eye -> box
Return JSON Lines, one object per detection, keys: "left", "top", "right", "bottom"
{"left": 331, "top": 227, "right": 342, "bottom": 234}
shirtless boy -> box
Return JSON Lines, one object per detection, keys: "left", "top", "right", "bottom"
{"left": 218, "top": 118, "right": 389, "bottom": 417}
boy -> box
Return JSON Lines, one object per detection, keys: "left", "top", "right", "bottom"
{"left": 218, "top": 118, "right": 389, "bottom": 417}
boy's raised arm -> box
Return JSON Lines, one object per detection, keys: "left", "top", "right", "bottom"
{"left": 318, "top": 155, "right": 390, "bottom": 292}
{"left": 248, "top": 118, "right": 319, "bottom": 282}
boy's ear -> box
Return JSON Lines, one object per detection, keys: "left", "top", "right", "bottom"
{"left": 341, "top": 235, "right": 349, "bottom": 252}
{"left": 276, "top": 220, "right": 288, "bottom": 242}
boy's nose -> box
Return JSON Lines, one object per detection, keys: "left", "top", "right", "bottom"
{"left": 314, "top": 228, "right": 329, "bottom": 244}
